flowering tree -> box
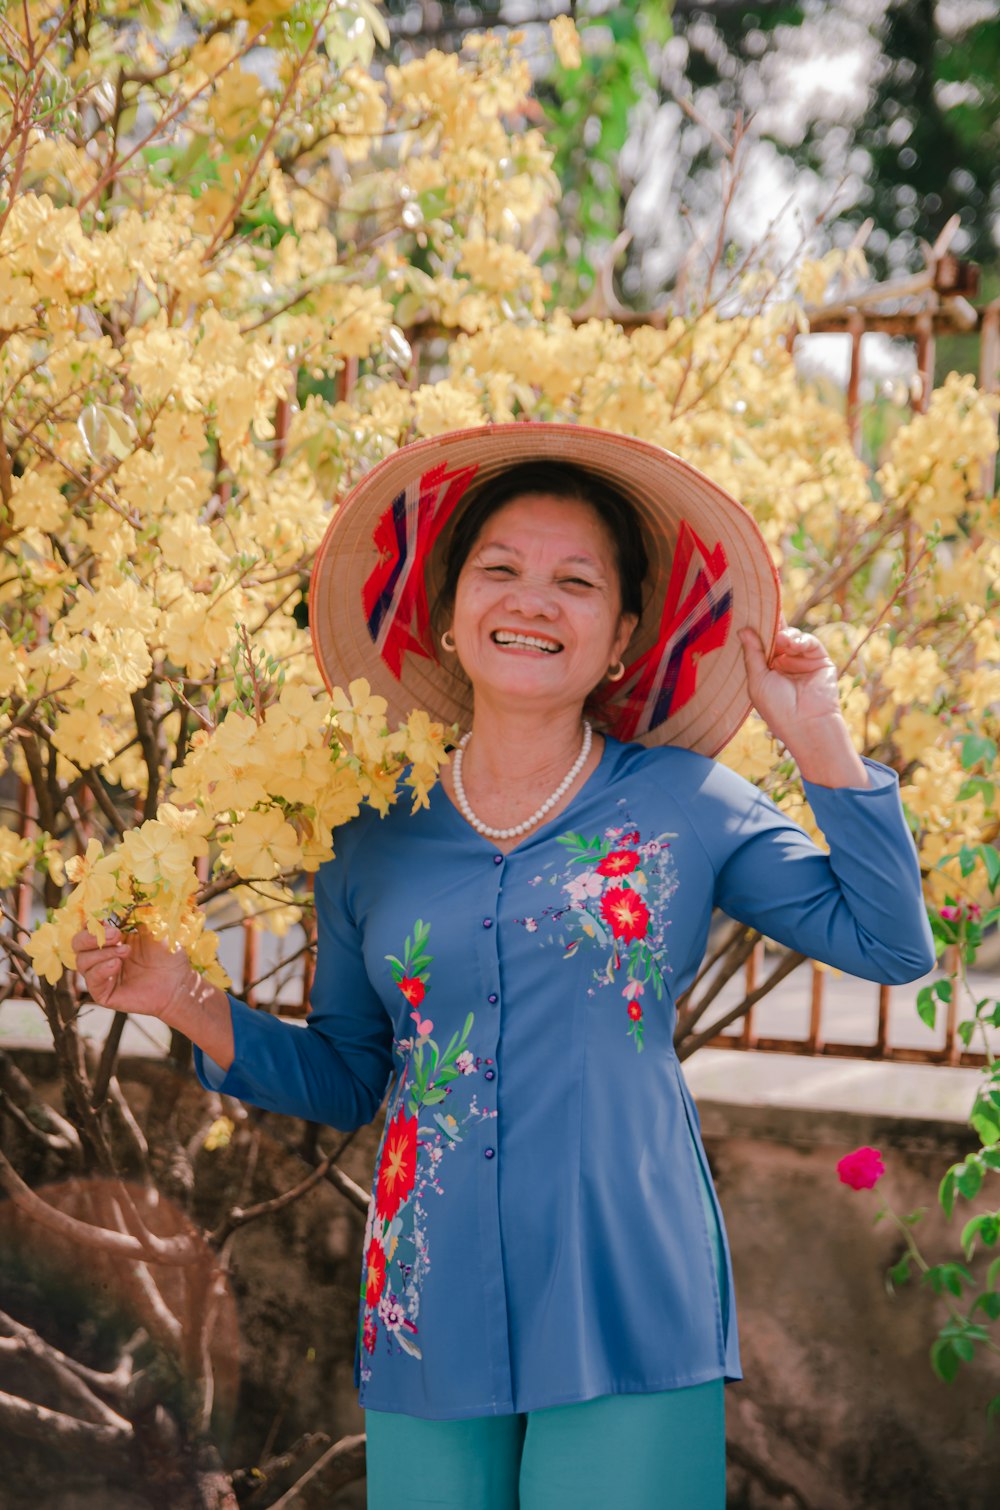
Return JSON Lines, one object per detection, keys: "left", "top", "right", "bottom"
{"left": 1, "top": 2, "right": 999, "bottom": 1502}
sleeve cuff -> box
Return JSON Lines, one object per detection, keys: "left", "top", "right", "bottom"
{"left": 802, "top": 754, "right": 899, "bottom": 798}
{"left": 197, "top": 1050, "right": 228, "bottom": 1091}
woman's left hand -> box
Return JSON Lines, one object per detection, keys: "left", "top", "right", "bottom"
{"left": 737, "top": 619, "right": 841, "bottom": 747}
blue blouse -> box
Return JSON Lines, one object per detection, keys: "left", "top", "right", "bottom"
{"left": 195, "top": 736, "right": 935, "bottom": 1420}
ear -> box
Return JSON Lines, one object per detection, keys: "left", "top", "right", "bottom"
{"left": 613, "top": 612, "right": 639, "bottom": 663}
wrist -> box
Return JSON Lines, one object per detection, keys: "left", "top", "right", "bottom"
{"left": 161, "top": 967, "right": 226, "bottom": 1034}
{"left": 784, "top": 715, "right": 870, "bottom": 789}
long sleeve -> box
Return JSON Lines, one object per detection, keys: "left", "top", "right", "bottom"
{"left": 193, "top": 820, "right": 394, "bottom": 1130}
{"left": 694, "top": 754, "right": 935, "bottom": 984}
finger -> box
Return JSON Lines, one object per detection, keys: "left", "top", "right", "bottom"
{"left": 101, "top": 962, "right": 124, "bottom": 1003}
{"left": 75, "top": 941, "right": 131, "bottom": 974}
{"left": 737, "top": 627, "right": 769, "bottom": 679}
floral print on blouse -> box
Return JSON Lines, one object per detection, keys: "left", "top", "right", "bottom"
{"left": 515, "top": 803, "right": 679, "bottom": 1050}
{"left": 359, "top": 921, "right": 495, "bottom": 1376}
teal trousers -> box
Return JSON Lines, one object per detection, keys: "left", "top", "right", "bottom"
{"left": 365, "top": 1378, "right": 726, "bottom": 1509}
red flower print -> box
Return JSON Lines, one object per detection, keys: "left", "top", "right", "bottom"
{"left": 598, "top": 849, "right": 640, "bottom": 877}
{"left": 621, "top": 830, "right": 640, "bottom": 845}
{"left": 397, "top": 976, "right": 425, "bottom": 1006}
{"left": 363, "top": 1313, "right": 378, "bottom": 1354}
{"left": 600, "top": 886, "right": 650, "bottom": 942}
{"left": 365, "top": 1238, "right": 386, "bottom": 1307}
{"left": 627, "top": 1000, "right": 643, "bottom": 1022}
{"left": 836, "top": 1146, "right": 885, "bottom": 1191}
{"left": 376, "top": 1107, "right": 418, "bottom": 1221}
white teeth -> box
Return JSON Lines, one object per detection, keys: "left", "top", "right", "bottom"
{"left": 493, "top": 631, "right": 561, "bottom": 652}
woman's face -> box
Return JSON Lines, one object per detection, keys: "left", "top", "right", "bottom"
{"left": 450, "top": 493, "right": 638, "bottom": 719}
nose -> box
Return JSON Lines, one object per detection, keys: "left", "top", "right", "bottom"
{"left": 500, "top": 573, "right": 559, "bottom": 620}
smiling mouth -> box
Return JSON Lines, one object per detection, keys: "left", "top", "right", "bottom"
{"left": 491, "top": 630, "right": 563, "bottom": 654}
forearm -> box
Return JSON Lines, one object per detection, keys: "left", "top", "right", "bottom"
{"left": 785, "top": 714, "right": 870, "bottom": 790}
{"left": 162, "top": 973, "right": 235, "bottom": 1071}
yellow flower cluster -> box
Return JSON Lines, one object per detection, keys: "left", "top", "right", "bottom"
{"left": 26, "top": 679, "right": 449, "bottom": 986}
{"left": 877, "top": 373, "right": 1000, "bottom": 531}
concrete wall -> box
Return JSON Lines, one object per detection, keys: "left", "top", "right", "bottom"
{"left": 699, "top": 1095, "right": 1000, "bottom": 1510}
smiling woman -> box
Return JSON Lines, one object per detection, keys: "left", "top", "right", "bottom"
{"left": 72, "top": 423, "right": 936, "bottom": 1510}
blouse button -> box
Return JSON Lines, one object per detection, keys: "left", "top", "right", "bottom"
{"left": 487, "top": 992, "right": 498, "bottom": 1004}
{"left": 493, "top": 854, "right": 503, "bottom": 865}
{"left": 484, "top": 1068, "right": 496, "bottom": 1081}
{"left": 484, "top": 1146, "right": 495, "bottom": 1159}
{"left": 482, "top": 917, "right": 493, "bottom": 929}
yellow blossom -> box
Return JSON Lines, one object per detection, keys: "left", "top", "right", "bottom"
{"left": 882, "top": 646, "right": 942, "bottom": 707}
{"left": 0, "top": 829, "right": 35, "bottom": 888}
{"left": 121, "top": 820, "right": 200, "bottom": 890}
{"left": 228, "top": 807, "right": 303, "bottom": 879}
{"left": 892, "top": 710, "right": 947, "bottom": 765}
{"left": 551, "top": 15, "right": 582, "bottom": 70}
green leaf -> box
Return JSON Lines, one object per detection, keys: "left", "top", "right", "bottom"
{"left": 957, "top": 777, "right": 995, "bottom": 805}
{"left": 956, "top": 1160, "right": 985, "bottom": 1200}
{"left": 971, "top": 1100, "right": 1000, "bottom": 1146}
{"left": 940, "top": 1168, "right": 958, "bottom": 1218}
{"left": 889, "top": 1255, "right": 912, "bottom": 1287}
{"left": 421, "top": 1086, "right": 447, "bottom": 1105}
{"left": 987, "top": 1394, "right": 1000, "bottom": 1424}
{"left": 978, "top": 844, "right": 1000, "bottom": 890}
{"left": 931, "top": 1337, "right": 961, "bottom": 1383}
{"left": 960, "top": 733, "right": 998, "bottom": 770}
{"left": 974, "top": 1292, "right": 1000, "bottom": 1320}
{"left": 961, "top": 1213, "right": 1000, "bottom": 1258}
{"left": 917, "top": 985, "right": 937, "bottom": 1030}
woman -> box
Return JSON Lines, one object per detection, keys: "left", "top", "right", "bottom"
{"left": 74, "top": 424, "right": 935, "bottom": 1509}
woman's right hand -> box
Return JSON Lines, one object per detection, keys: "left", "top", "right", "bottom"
{"left": 72, "top": 924, "right": 196, "bottom": 1021}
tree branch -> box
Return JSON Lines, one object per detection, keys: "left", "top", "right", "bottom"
{"left": 0, "top": 1150, "right": 203, "bottom": 1266}
{"left": 0, "top": 1386, "right": 133, "bottom": 1456}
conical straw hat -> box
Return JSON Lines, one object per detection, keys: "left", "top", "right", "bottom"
{"left": 309, "top": 422, "right": 781, "bottom": 756}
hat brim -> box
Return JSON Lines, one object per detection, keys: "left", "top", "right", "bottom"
{"left": 309, "top": 423, "right": 781, "bottom": 757}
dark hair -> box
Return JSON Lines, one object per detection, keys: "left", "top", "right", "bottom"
{"left": 435, "top": 461, "right": 649, "bottom": 625}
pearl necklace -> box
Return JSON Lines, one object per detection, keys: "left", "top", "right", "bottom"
{"left": 452, "top": 722, "right": 593, "bottom": 840}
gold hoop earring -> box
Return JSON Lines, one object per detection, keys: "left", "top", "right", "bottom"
{"left": 441, "top": 630, "right": 456, "bottom": 653}
{"left": 607, "top": 660, "right": 626, "bottom": 682}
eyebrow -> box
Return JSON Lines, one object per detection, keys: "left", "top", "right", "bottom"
{"left": 478, "top": 542, "right": 604, "bottom": 571}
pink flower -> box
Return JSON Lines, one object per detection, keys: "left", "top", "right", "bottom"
{"left": 565, "top": 870, "right": 604, "bottom": 904}
{"left": 940, "top": 902, "right": 981, "bottom": 922}
{"left": 623, "top": 979, "right": 644, "bottom": 1001}
{"left": 455, "top": 1050, "right": 476, "bottom": 1075}
{"left": 410, "top": 1010, "right": 433, "bottom": 1037}
{"left": 836, "top": 1146, "right": 886, "bottom": 1191}
{"left": 378, "top": 1293, "right": 407, "bottom": 1332}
